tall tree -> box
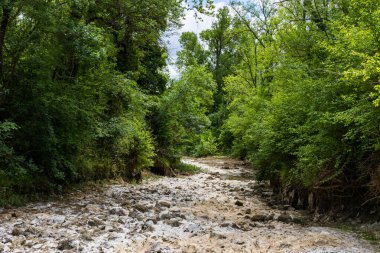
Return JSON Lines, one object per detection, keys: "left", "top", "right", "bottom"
{"left": 176, "top": 32, "right": 207, "bottom": 69}
{"left": 201, "top": 7, "right": 236, "bottom": 109}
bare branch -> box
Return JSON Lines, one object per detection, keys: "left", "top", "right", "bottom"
{"left": 230, "top": 4, "right": 266, "bottom": 48}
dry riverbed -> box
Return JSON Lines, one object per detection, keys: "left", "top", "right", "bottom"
{"left": 0, "top": 157, "right": 377, "bottom": 252}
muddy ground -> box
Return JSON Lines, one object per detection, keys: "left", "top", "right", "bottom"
{"left": 0, "top": 157, "right": 377, "bottom": 252}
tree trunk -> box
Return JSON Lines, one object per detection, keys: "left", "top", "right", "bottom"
{"left": 0, "top": 5, "right": 12, "bottom": 83}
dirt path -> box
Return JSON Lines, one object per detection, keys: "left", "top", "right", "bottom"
{"left": 0, "top": 157, "right": 376, "bottom": 252}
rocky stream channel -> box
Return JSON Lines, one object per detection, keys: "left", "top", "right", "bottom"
{"left": 0, "top": 157, "right": 378, "bottom": 252}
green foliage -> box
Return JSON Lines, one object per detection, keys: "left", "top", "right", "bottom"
{"left": 174, "top": 162, "right": 203, "bottom": 174}
{"left": 193, "top": 130, "right": 218, "bottom": 157}
{"left": 0, "top": 0, "right": 186, "bottom": 203}
{"left": 217, "top": 0, "right": 380, "bottom": 204}
{"left": 200, "top": 6, "right": 238, "bottom": 131}
{"left": 176, "top": 32, "right": 207, "bottom": 69}
{"left": 3, "top": 0, "right": 380, "bottom": 211}
{"left": 153, "top": 65, "right": 216, "bottom": 164}
{"left": 0, "top": 191, "right": 27, "bottom": 207}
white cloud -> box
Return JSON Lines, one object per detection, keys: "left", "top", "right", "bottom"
{"left": 167, "top": 64, "right": 180, "bottom": 80}
{"left": 164, "top": 1, "right": 228, "bottom": 79}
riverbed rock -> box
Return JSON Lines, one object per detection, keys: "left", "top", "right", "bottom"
{"left": 142, "top": 220, "right": 155, "bottom": 232}
{"left": 85, "top": 204, "right": 102, "bottom": 213}
{"left": 0, "top": 157, "right": 376, "bottom": 253}
{"left": 210, "top": 231, "right": 227, "bottom": 239}
{"left": 11, "top": 227, "right": 23, "bottom": 236}
{"left": 164, "top": 218, "right": 181, "bottom": 227}
{"left": 156, "top": 200, "right": 171, "bottom": 208}
{"left": 250, "top": 212, "right": 274, "bottom": 222}
{"left": 11, "top": 236, "right": 26, "bottom": 247}
{"left": 145, "top": 242, "right": 161, "bottom": 253}
{"left": 24, "top": 226, "right": 41, "bottom": 236}
{"left": 250, "top": 214, "right": 268, "bottom": 222}
{"left": 57, "top": 239, "right": 76, "bottom": 250}
{"left": 159, "top": 211, "right": 174, "bottom": 220}
{"left": 277, "top": 214, "right": 293, "bottom": 223}
{"left": 24, "top": 240, "right": 35, "bottom": 247}
{"left": 134, "top": 204, "right": 152, "bottom": 213}
{"left": 109, "top": 207, "right": 127, "bottom": 216}
{"left": 0, "top": 214, "right": 12, "bottom": 221}
{"left": 87, "top": 218, "right": 105, "bottom": 227}
{"left": 81, "top": 231, "right": 93, "bottom": 241}
{"left": 235, "top": 239, "right": 245, "bottom": 245}
{"left": 221, "top": 222, "right": 232, "bottom": 227}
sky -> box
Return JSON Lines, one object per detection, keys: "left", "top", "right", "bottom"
{"left": 165, "top": 0, "right": 230, "bottom": 79}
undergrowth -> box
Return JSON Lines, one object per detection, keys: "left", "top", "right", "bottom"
{"left": 175, "top": 162, "right": 203, "bottom": 174}
{"left": 334, "top": 223, "right": 380, "bottom": 246}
